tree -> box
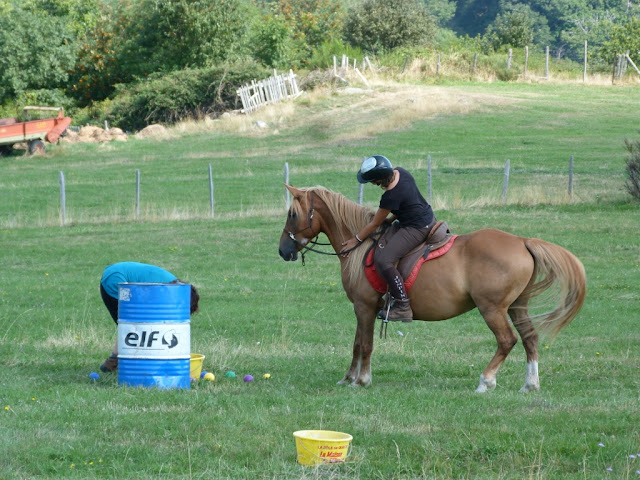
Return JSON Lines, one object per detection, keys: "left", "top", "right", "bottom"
{"left": 486, "top": 3, "right": 551, "bottom": 49}
{"left": 272, "top": 0, "right": 345, "bottom": 65}
{"left": 599, "top": 16, "right": 640, "bottom": 65}
{"left": 68, "top": 0, "right": 258, "bottom": 105}
{"left": 251, "top": 12, "right": 296, "bottom": 68}
{"left": 344, "top": 0, "right": 438, "bottom": 54}
{"left": 0, "top": 2, "right": 77, "bottom": 102}
{"left": 422, "top": 0, "right": 456, "bottom": 27}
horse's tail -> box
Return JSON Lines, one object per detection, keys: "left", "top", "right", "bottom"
{"left": 520, "top": 238, "right": 586, "bottom": 339}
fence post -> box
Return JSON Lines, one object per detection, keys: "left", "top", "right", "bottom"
{"left": 427, "top": 155, "right": 432, "bottom": 204}
{"left": 284, "top": 162, "right": 290, "bottom": 209}
{"left": 358, "top": 183, "right": 364, "bottom": 205}
{"left": 502, "top": 159, "right": 510, "bottom": 203}
{"left": 583, "top": 41, "right": 588, "bottom": 82}
{"left": 568, "top": 155, "right": 574, "bottom": 198}
{"left": 135, "top": 169, "right": 140, "bottom": 218}
{"left": 545, "top": 46, "right": 549, "bottom": 79}
{"left": 208, "top": 164, "right": 215, "bottom": 218}
{"left": 402, "top": 55, "right": 410, "bottom": 73}
{"left": 524, "top": 46, "right": 529, "bottom": 78}
{"left": 507, "top": 49, "right": 512, "bottom": 69}
{"left": 472, "top": 52, "right": 478, "bottom": 75}
{"left": 437, "top": 54, "right": 441, "bottom": 75}
{"left": 59, "top": 171, "right": 66, "bottom": 225}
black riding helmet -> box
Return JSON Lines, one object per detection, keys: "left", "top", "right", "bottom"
{"left": 357, "top": 155, "right": 394, "bottom": 184}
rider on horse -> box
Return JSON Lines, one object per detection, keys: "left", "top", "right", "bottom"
{"left": 340, "top": 155, "right": 436, "bottom": 322}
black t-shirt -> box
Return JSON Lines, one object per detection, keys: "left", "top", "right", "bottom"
{"left": 379, "top": 167, "right": 434, "bottom": 228}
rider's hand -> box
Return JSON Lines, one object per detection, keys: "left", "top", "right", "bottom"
{"left": 340, "top": 237, "right": 360, "bottom": 258}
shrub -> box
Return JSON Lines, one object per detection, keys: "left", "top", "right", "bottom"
{"left": 107, "top": 62, "right": 269, "bottom": 132}
{"left": 624, "top": 135, "right": 640, "bottom": 201}
{"left": 343, "top": 0, "right": 437, "bottom": 54}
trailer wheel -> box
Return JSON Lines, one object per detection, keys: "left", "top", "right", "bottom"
{"left": 28, "top": 139, "right": 45, "bottom": 155}
{"left": 0, "top": 145, "right": 13, "bottom": 156}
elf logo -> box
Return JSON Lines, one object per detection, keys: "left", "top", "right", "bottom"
{"left": 118, "top": 323, "right": 190, "bottom": 357}
{"left": 124, "top": 330, "right": 161, "bottom": 347}
{"left": 124, "top": 330, "right": 179, "bottom": 348}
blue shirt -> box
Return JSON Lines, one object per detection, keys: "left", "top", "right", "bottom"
{"left": 100, "top": 262, "right": 177, "bottom": 298}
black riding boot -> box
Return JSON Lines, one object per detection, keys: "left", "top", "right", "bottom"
{"left": 380, "top": 268, "right": 413, "bottom": 322}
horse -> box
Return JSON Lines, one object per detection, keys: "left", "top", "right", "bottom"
{"left": 278, "top": 185, "right": 586, "bottom": 393}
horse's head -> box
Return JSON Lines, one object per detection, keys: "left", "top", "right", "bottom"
{"left": 279, "top": 185, "right": 321, "bottom": 261}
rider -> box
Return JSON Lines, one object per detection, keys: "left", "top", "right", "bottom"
{"left": 340, "top": 155, "right": 436, "bottom": 322}
{"left": 98, "top": 262, "right": 200, "bottom": 372}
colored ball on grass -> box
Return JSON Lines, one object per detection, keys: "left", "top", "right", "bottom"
{"left": 225, "top": 371, "right": 236, "bottom": 378}
{"left": 200, "top": 371, "right": 208, "bottom": 379}
{"left": 263, "top": 373, "right": 271, "bottom": 379}
{"left": 203, "top": 372, "right": 215, "bottom": 381}
{"left": 244, "top": 375, "right": 254, "bottom": 382}
{"left": 89, "top": 372, "right": 100, "bottom": 380}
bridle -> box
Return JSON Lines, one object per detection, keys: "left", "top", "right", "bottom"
{"left": 282, "top": 191, "right": 360, "bottom": 265}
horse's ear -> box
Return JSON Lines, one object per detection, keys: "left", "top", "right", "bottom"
{"left": 285, "top": 184, "right": 303, "bottom": 199}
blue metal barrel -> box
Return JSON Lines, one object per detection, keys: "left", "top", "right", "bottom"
{"left": 117, "top": 283, "right": 191, "bottom": 389}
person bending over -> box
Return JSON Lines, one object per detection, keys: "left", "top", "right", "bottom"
{"left": 99, "top": 261, "right": 200, "bottom": 372}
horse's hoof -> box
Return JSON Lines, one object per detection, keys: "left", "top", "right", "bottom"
{"left": 475, "top": 374, "right": 496, "bottom": 393}
{"left": 351, "top": 378, "right": 371, "bottom": 388}
{"left": 337, "top": 377, "right": 354, "bottom": 385}
{"left": 519, "top": 383, "right": 540, "bottom": 393}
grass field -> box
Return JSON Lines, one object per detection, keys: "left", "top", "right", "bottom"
{"left": 1, "top": 80, "right": 639, "bottom": 479}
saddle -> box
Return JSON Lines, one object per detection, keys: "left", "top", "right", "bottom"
{"left": 364, "top": 221, "right": 456, "bottom": 294}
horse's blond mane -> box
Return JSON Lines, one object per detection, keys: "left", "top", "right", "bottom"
{"left": 292, "top": 186, "right": 375, "bottom": 283}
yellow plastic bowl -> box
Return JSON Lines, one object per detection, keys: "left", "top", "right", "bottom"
{"left": 189, "top": 353, "right": 205, "bottom": 379}
{"left": 293, "top": 430, "right": 353, "bottom": 466}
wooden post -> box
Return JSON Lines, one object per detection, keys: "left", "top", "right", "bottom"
{"left": 284, "top": 162, "right": 290, "bottom": 209}
{"left": 427, "top": 155, "right": 432, "bottom": 204}
{"left": 625, "top": 54, "right": 640, "bottom": 74}
{"left": 333, "top": 56, "right": 337, "bottom": 76}
{"left": 402, "top": 55, "right": 409, "bottom": 73}
{"left": 524, "top": 46, "right": 529, "bottom": 78}
{"left": 502, "top": 159, "right": 510, "bottom": 203}
{"left": 208, "top": 163, "right": 215, "bottom": 218}
{"left": 437, "top": 54, "right": 441, "bottom": 75}
{"left": 59, "top": 171, "right": 66, "bottom": 225}
{"left": 583, "top": 41, "right": 588, "bottom": 82}
{"left": 545, "top": 46, "right": 549, "bottom": 79}
{"left": 472, "top": 52, "right": 478, "bottom": 75}
{"left": 358, "top": 184, "right": 364, "bottom": 205}
{"left": 568, "top": 155, "right": 574, "bottom": 198}
{"left": 135, "top": 169, "right": 140, "bottom": 218}
{"left": 507, "top": 49, "right": 512, "bottom": 69}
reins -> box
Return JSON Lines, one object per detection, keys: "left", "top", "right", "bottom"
{"left": 283, "top": 191, "right": 373, "bottom": 265}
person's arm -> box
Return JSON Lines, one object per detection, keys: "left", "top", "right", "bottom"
{"left": 340, "top": 207, "right": 391, "bottom": 257}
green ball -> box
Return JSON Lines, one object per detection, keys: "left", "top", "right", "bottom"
{"left": 224, "top": 371, "right": 236, "bottom": 378}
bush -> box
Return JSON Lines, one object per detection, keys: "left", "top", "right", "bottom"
{"left": 343, "top": 0, "right": 437, "bottom": 54}
{"left": 107, "top": 62, "right": 269, "bottom": 131}
{"left": 624, "top": 135, "right": 640, "bottom": 201}
{"left": 307, "top": 39, "right": 365, "bottom": 70}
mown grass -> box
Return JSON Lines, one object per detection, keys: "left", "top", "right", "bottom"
{"left": 1, "top": 81, "right": 639, "bottom": 479}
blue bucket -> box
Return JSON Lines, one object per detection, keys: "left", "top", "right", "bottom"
{"left": 117, "top": 283, "right": 191, "bottom": 389}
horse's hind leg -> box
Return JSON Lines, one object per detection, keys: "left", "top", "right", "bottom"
{"left": 476, "top": 306, "right": 518, "bottom": 393}
{"left": 508, "top": 304, "right": 540, "bottom": 392}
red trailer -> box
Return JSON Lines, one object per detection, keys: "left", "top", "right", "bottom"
{"left": 0, "top": 106, "right": 72, "bottom": 155}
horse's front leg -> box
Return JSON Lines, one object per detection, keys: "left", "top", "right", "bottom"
{"left": 338, "top": 299, "right": 377, "bottom": 387}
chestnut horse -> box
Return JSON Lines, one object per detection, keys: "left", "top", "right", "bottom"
{"left": 278, "top": 185, "right": 586, "bottom": 392}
